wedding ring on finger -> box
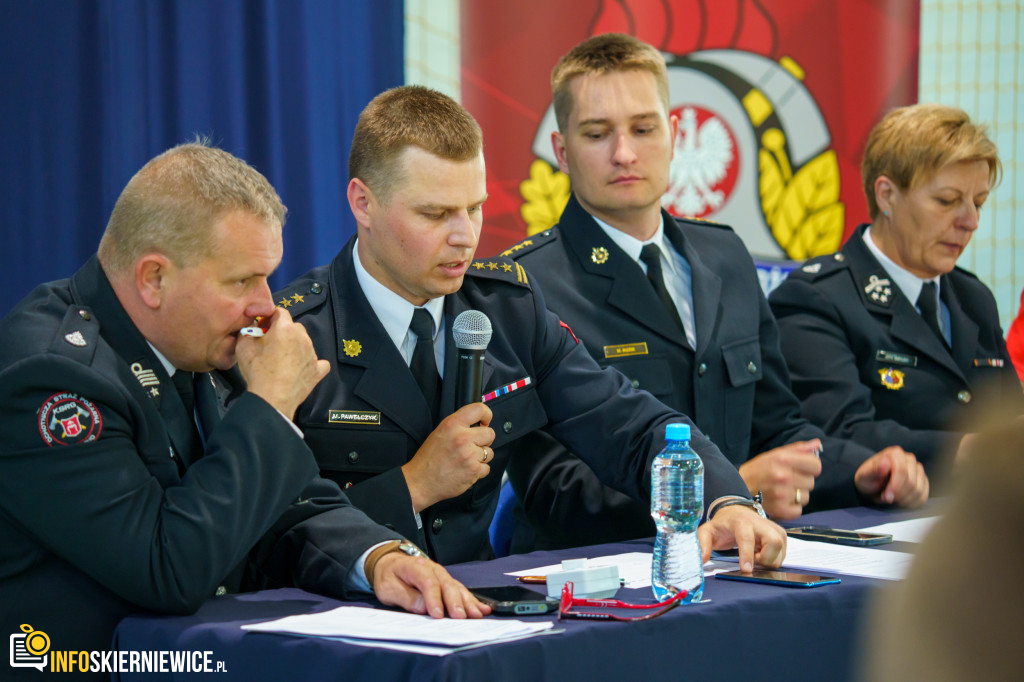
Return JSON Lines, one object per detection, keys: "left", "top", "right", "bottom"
{"left": 480, "top": 446, "right": 489, "bottom": 464}
{"left": 795, "top": 488, "right": 802, "bottom": 505}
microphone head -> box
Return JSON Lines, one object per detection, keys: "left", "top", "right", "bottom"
{"left": 453, "top": 310, "right": 492, "bottom": 350}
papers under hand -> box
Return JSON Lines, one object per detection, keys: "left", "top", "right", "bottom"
{"left": 241, "top": 606, "right": 555, "bottom": 656}
{"left": 856, "top": 516, "right": 939, "bottom": 544}
{"left": 777, "top": 538, "right": 915, "bottom": 580}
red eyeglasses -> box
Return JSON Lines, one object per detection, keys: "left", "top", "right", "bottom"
{"left": 557, "top": 581, "right": 687, "bottom": 622}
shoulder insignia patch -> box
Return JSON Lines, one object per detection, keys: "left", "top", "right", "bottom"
{"left": 64, "top": 331, "right": 87, "bottom": 347}
{"left": 467, "top": 256, "right": 530, "bottom": 287}
{"left": 274, "top": 280, "right": 327, "bottom": 317}
{"left": 862, "top": 272, "right": 894, "bottom": 307}
{"left": 131, "top": 362, "right": 162, "bottom": 399}
{"left": 38, "top": 392, "right": 103, "bottom": 446}
{"left": 501, "top": 229, "right": 558, "bottom": 259}
{"left": 675, "top": 215, "right": 731, "bottom": 230}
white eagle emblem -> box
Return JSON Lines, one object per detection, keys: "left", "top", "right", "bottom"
{"left": 663, "top": 107, "right": 734, "bottom": 216}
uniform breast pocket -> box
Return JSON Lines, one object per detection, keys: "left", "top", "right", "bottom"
{"left": 485, "top": 384, "right": 548, "bottom": 450}
{"left": 721, "top": 336, "right": 762, "bottom": 450}
{"left": 303, "top": 426, "right": 409, "bottom": 487}
{"left": 604, "top": 355, "right": 675, "bottom": 398}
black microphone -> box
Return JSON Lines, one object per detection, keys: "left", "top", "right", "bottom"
{"left": 453, "top": 310, "right": 492, "bottom": 410}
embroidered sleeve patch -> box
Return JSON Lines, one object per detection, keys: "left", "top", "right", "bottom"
{"left": 38, "top": 393, "right": 103, "bottom": 446}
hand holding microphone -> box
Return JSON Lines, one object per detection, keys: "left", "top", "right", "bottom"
{"left": 402, "top": 310, "right": 497, "bottom": 511}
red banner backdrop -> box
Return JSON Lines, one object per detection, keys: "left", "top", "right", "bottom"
{"left": 462, "top": 0, "right": 919, "bottom": 262}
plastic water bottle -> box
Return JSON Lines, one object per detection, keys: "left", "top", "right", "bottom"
{"left": 651, "top": 423, "right": 704, "bottom": 602}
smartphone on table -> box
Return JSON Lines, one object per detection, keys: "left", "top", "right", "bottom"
{"left": 715, "top": 569, "right": 840, "bottom": 588}
{"left": 786, "top": 526, "right": 893, "bottom": 546}
{"left": 470, "top": 585, "right": 556, "bottom": 615}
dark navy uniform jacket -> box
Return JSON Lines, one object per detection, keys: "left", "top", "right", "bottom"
{"left": 0, "top": 257, "right": 399, "bottom": 675}
{"left": 769, "top": 224, "right": 1024, "bottom": 473}
{"left": 502, "top": 195, "right": 874, "bottom": 550}
{"left": 277, "top": 237, "right": 750, "bottom": 565}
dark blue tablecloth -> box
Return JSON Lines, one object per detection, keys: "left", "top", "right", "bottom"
{"left": 112, "top": 505, "right": 928, "bottom": 681}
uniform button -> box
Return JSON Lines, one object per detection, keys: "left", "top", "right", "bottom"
{"left": 215, "top": 586, "right": 227, "bottom": 596}
{"left": 310, "top": 282, "right": 323, "bottom": 294}
{"left": 432, "top": 518, "right": 444, "bottom": 534}
{"left": 747, "top": 361, "right": 758, "bottom": 374}
{"left": 630, "top": 378, "right": 640, "bottom": 388}
{"left": 957, "top": 390, "right": 972, "bottom": 404}
{"left": 697, "top": 363, "right": 708, "bottom": 376}
{"left": 347, "top": 451, "right": 359, "bottom": 464}
{"left": 503, "top": 419, "right": 513, "bottom": 434}
{"left": 79, "top": 309, "right": 91, "bottom": 321}
{"left": 834, "top": 254, "right": 845, "bottom": 262}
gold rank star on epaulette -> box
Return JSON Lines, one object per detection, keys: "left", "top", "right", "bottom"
{"left": 469, "top": 257, "right": 529, "bottom": 285}
{"left": 274, "top": 281, "right": 326, "bottom": 316}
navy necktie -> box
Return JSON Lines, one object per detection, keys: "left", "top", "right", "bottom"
{"left": 640, "top": 244, "right": 684, "bottom": 331}
{"left": 917, "top": 281, "right": 946, "bottom": 346}
{"left": 410, "top": 308, "right": 441, "bottom": 422}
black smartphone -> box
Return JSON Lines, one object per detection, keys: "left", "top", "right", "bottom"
{"left": 470, "top": 585, "right": 556, "bottom": 615}
{"left": 786, "top": 526, "right": 893, "bottom": 546}
{"left": 715, "top": 569, "right": 840, "bottom": 587}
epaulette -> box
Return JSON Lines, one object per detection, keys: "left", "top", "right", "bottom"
{"left": 273, "top": 278, "right": 329, "bottom": 317}
{"left": 674, "top": 215, "right": 734, "bottom": 232}
{"left": 48, "top": 305, "right": 100, "bottom": 365}
{"left": 465, "top": 255, "right": 531, "bottom": 288}
{"left": 784, "top": 252, "right": 850, "bottom": 282}
{"left": 499, "top": 229, "right": 559, "bottom": 259}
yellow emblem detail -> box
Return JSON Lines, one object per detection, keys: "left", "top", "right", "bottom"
{"left": 759, "top": 129, "right": 844, "bottom": 260}
{"left": 278, "top": 298, "right": 293, "bottom": 308}
{"left": 878, "top": 367, "right": 905, "bottom": 391}
{"left": 343, "top": 339, "right": 362, "bottom": 358}
{"left": 591, "top": 247, "right": 610, "bottom": 264}
{"left": 291, "top": 293, "right": 305, "bottom": 304}
{"left": 472, "top": 262, "right": 486, "bottom": 270}
{"left": 487, "top": 262, "right": 498, "bottom": 270}
{"left": 520, "top": 160, "right": 570, "bottom": 235}
{"left": 502, "top": 263, "right": 513, "bottom": 272}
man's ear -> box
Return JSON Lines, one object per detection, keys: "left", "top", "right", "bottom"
{"left": 667, "top": 113, "right": 679, "bottom": 162}
{"left": 135, "top": 254, "right": 172, "bottom": 309}
{"left": 551, "top": 131, "right": 570, "bottom": 176}
{"left": 348, "top": 178, "right": 375, "bottom": 231}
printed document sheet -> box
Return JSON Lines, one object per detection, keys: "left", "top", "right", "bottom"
{"left": 241, "top": 605, "right": 554, "bottom": 656}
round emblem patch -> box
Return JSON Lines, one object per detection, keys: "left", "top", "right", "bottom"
{"left": 38, "top": 392, "right": 103, "bottom": 446}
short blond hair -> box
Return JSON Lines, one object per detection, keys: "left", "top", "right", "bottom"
{"left": 348, "top": 85, "right": 483, "bottom": 204}
{"left": 551, "top": 33, "right": 669, "bottom": 133}
{"left": 862, "top": 103, "right": 1001, "bottom": 220}
{"left": 98, "top": 141, "right": 285, "bottom": 276}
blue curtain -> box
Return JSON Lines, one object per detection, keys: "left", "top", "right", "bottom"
{"left": 0, "top": 0, "right": 403, "bottom": 317}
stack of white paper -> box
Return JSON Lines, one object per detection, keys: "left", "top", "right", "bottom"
{"left": 241, "top": 606, "right": 555, "bottom": 656}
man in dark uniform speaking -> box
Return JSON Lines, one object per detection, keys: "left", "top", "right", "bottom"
{"left": 276, "top": 85, "right": 786, "bottom": 570}
{"left": 0, "top": 143, "right": 486, "bottom": 676}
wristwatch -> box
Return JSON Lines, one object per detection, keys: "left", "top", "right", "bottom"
{"left": 364, "top": 540, "right": 428, "bottom": 588}
{"left": 708, "top": 492, "right": 768, "bottom": 520}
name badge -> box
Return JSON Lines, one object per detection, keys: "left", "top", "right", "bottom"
{"left": 604, "top": 342, "right": 649, "bottom": 359}
{"left": 329, "top": 410, "right": 381, "bottom": 425}
{"left": 875, "top": 350, "right": 917, "bottom": 367}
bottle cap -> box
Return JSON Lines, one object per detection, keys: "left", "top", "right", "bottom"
{"left": 665, "top": 423, "right": 690, "bottom": 441}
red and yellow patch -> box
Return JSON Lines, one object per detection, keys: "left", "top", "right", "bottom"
{"left": 878, "top": 368, "right": 905, "bottom": 391}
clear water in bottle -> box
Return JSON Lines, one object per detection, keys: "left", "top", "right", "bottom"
{"left": 651, "top": 423, "right": 704, "bottom": 602}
